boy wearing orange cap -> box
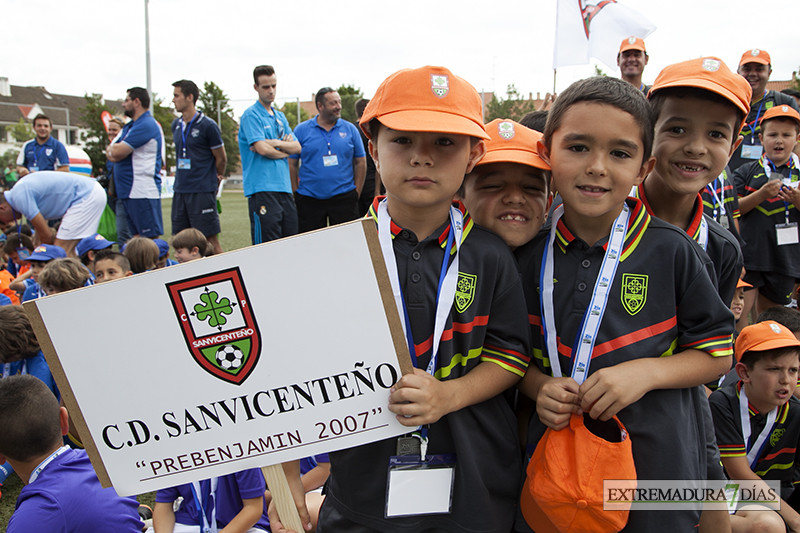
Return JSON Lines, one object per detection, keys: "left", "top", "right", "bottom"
{"left": 710, "top": 321, "right": 800, "bottom": 532}
{"left": 734, "top": 105, "right": 800, "bottom": 323}
{"left": 730, "top": 49, "right": 800, "bottom": 173}
{"left": 635, "top": 57, "right": 749, "bottom": 306}
{"left": 269, "top": 66, "right": 531, "bottom": 533}
{"left": 617, "top": 36, "right": 650, "bottom": 95}
{"left": 458, "top": 118, "right": 552, "bottom": 250}
{"left": 516, "top": 75, "right": 734, "bottom": 532}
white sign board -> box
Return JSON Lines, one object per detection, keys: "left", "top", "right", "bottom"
{"left": 26, "top": 220, "right": 412, "bottom": 496}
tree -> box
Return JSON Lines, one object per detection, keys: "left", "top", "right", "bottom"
{"left": 336, "top": 84, "right": 363, "bottom": 125}
{"left": 198, "top": 81, "right": 240, "bottom": 176}
{"left": 1, "top": 149, "right": 19, "bottom": 169}
{"left": 594, "top": 65, "right": 608, "bottom": 77}
{"left": 484, "top": 84, "right": 537, "bottom": 122}
{"left": 78, "top": 93, "right": 115, "bottom": 176}
{"left": 150, "top": 94, "right": 177, "bottom": 173}
{"left": 280, "top": 101, "right": 309, "bottom": 131}
{"left": 9, "top": 118, "right": 32, "bottom": 143}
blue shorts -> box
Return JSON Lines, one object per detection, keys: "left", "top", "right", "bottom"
{"left": 122, "top": 198, "right": 163, "bottom": 238}
{"left": 171, "top": 192, "right": 220, "bottom": 237}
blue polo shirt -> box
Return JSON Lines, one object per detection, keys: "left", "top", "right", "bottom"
{"left": 113, "top": 111, "right": 163, "bottom": 200}
{"left": 171, "top": 112, "right": 224, "bottom": 194}
{"left": 16, "top": 136, "right": 69, "bottom": 172}
{"left": 4, "top": 171, "right": 97, "bottom": 221}
{"left": 291, "top": 117, "right": 365, "bottom": 199}
{"left": 238, "top": 102, "right": 293, "bottom": 197}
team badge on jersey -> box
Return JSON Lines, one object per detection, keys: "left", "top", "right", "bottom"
{"left": 498, "top": 121, "right": 515, "bottom": 140}
{"left": 455, "top": 272, "right": 477, "bottom": 313}
{"left": 431, "top": 74, "right": 449, "bottom": 98}
{"left": 46, "top": 148, "right": 53, "bottom": 156}
{"left": 167, "top": 267, "right": 261, "bottom": 385}
{"left": 192, "top": 128, "right": 200, "bottom": 137}
{"left": 770, "top": 428, "right": 785, "bottom": 447}
{"left": 621, "top": 273, "right": 648, "bottom": 316}
{"left": 339, "top": 132, "right": 347, "bottom": 139}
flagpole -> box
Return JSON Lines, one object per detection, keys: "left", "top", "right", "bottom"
{"left": 553, "top": 69, "right": 557, "bottom": 94}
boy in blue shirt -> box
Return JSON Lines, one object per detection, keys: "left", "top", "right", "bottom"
{"left": 516, "top": 76, "right": 734, "bottom": 531}
{"left": 9, "top": 244, "right": 67, "bottom": 302}
{"left": 271, "top": 66, "right": 531, "bottom": 533}
{"left": 0, "top": 375, "right": 143, "bottom": 532}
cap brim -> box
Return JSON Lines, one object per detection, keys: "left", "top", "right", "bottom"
{"left": 520, "top": 485, "right": 562, "bottom": 533}
{"left": 740, "top": 57, "right": 770, "bottom": 66}
{"left": 749, "top": 338, "right": 800, "bottom": 352}
{"left": 374, "top": 109, "right": 491, "bottom": 140}
{"left": 620, "top": 45, "right": 646, "bottom": 53}
{"left": 27, "top": 254, "right": 54, "bottom": 262}
{"left": 650, "top": 79, "right": 749, "bottom": 116}
{"left": 478, "top": 149, "right": 550, "bottom": 170}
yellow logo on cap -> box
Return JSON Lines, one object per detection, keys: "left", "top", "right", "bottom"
{"left": 34, "top": 245, "right": 46, "bottom": 252}
{"left": 628, "top": 36, "right": 637, "bottom": 44}
{"left": 702, "top": 59, "right": 720, "bottom": 72}
{"left": 431, "top": 74, "right": 449, "bottom": 99}
{"left": 498, "top": 121, "right": 515, "bottom": 140}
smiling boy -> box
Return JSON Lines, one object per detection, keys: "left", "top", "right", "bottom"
{"left": 636, "top": 57, "right": 750, "bottom": 305}
{"left": 458, "top": 118, "right": 552, "bottom": 250}
{"left": 710, "top": 321, "right": 800, "bottom": 532}
{"left": 734, "top": 105, "right": 800, "bottom": 321}
{"left": 516, "top": 76, "right": 734, "bottom": 531}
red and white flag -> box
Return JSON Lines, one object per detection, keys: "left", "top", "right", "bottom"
{"left": 553, "top": 0, "right": 656, "bottom": 69}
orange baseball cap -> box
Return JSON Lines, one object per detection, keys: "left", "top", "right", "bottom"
{"left": 760, "top": 104, "right": 800, "bottom": 127}
{"left": 359, "top": 66, "right": 490, "bottom": 140}
{"left": 619, "top": 36, "right": 646, "bottom": 54}
{"left": 739, "top": 48, "right": 771, "bottom": 67}
{"left": 476, "top": 119, "right": 551, "bottom": 170}
{"left": 735, "top": 321, "right": 800, "bottom": 362}
{"left": 649, "top": 57, "right": 752, "bottom": 130}
{"left": 521, "top": 414, "right": 636, "bottom": 533}
{"left": 736, "top": 278, "right": 753, "bottom": 289}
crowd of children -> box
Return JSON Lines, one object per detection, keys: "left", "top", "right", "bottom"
{"left": 4, "top": 44, "right": 800, "bottom": 533}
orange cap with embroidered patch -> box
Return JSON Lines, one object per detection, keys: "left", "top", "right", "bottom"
{"left": 649, "top": 57, "right": 752, "bottom": 131}
{"left": 739, "top": 48, "right": 771, "bottom": 67}
{"left": 760, "top": 104, "right": 800, "bottom": 128}
{"left": 359, "top": 66, "right": 490, "bottom": 140}
{"left": 476, "top": 119, "right": 550, "bottom": 170}
{"left": 735, "top": 321, "right": 800, "bottom": 362}
{"left": 520, "top": 414, "right": 636, "bottom": 533}
{"left": 619, "top": 36, "right": 646, "bottom": 54}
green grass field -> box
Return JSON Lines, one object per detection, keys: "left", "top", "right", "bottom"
{"left": 0, "top": 191, "right": 253, "bottom": 531}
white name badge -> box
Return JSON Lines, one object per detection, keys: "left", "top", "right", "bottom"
{"left": 776, "top": 223, "right": 799, "bottom": 246}
{"left": 783, "top": 177, "right": 798, "bottom": 188}
{"left": 29, "top": 166, "right": 39, "bottom": 172}
{"left": 385, "top": 455, "right": 456, "bottom": 518}
{"left": 323, "top": 154, "right": 339, "bottom": 167}
{"left": 178, "top": 158, "right": 192, "bottom": 170}
{"left": 741, "top": 144, "right": 763, "bottom": 160}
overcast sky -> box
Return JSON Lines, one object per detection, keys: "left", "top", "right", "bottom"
{"left": 4, "top": 0, "right": 800, "bottom": 120}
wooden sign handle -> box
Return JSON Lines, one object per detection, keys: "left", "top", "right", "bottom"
{"left": 262, "top": 464, "right": 305, "bottom": 532}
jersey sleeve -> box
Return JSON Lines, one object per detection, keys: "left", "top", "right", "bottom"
{"left": 288, "top": 122, "right": 305, "bottom": 160}
{"left": 709, "top": 389, "right": 746, "bottom": 458}
{"left": 16, "top": 141, "right": 30, "bottom": 166}
{"left": 733, "top": 164, "right": 751, "bottom": 198}
{"left": 122, "top": 119, "right": 159, "bottom": 150}
{"left": 731, "top": 188, "right": 741, "bottom": 219}
{"left": 239, "top": 111, "right": 266, "bottom": 146}
{"left": 8, "top": 491, "right": 67, "bottom": 533}
{"left": 233, "top": 468, "right": 267, "bottom": 500}
{"left": 54, "top": 142, "right": 69, "bottom": 168}
{"left": 351, "top": 124, "right": 366, "bottom": 158}
{"left": 155, "top": 485, "right": 182, "bottom": 503}
{"left": 207, "top": 120, "right": 224, "bottom": 150}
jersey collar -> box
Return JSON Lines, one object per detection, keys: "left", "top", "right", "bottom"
{"left": 736, "top": 380, "right": 791, "bottom": 421}
{"left": 636, "top": 183, "right": 705, "bottom": 243}
{"left": 553, "top": 197, "right": 650, "bottom": 259}
{"left": 368, "top": 196, "right": 472, "bottom": 252}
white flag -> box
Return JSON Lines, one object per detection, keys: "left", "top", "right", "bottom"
{"left": 553, "top": 0, "right": 656, "bottom": 69}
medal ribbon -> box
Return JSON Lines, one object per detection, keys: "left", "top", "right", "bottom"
{"left": 190, "top": 477, "right": 219, "bottom": 533}
{"left": 540, "top": 204, "right": 629, "bottom": 383}
{"left": 28, "top": 446, "right": 69, "bottom": 484}
{"left": 739, "top": 385, "right": 778, "bottom": 470}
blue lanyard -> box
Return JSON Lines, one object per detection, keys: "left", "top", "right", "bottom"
{"left": 268, "top": 107, "right": 285, "bottom": 138}
{"left": 763, "top": 156, "right": 797, "bottom": 222}
{"left": 32, "top": 141, "right": 48, "bottom": 166}
{"left": 745, "top": 91, "right": 767, "bottom": 142}
{"left": 190, "top": 478, "right": 218, "bottom": 533}
{"left": 319, "top": 126, "right": 335, "bottom": 155}
{"left": 705, "top": 176, "right": 726, "bottom": 220}
{"left": 180, "top": 112, "right": 199, "bottom": 158}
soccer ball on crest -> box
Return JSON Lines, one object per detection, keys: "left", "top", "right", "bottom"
{"left": 215, "top": 344, "right": 244, "bottom": 370}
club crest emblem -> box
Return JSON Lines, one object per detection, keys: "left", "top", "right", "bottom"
{"left": 782, "top": 106, "right": 789, "bottom": 112}
{"left": 167, "top": 267, "right": 261, "bottom": 385}
{"left": 621, "top": 273, "right": 648, "bottom": 316}
{"left": 498, "top": 121, "right": 515, "bottom": 140}
{"left": 770, "top": 428, "right": 785, "bottom": 447}
{"left": 751, "top": 49, "right": 760, "bottom": 56}
{"left": 339, "top": 132, "right": 347, "bottom": 138}
{"left": 702, "top": 59, "right": 720, "bottom": 72}
{"left": 260, "top": 205, "right": 267, "bottom": 216}
{"left": 431, "top": 74, "right": 449, "bottom": 98}
{"left": 46, "top": 148, "right": 53, "bottom": 156}
{"left": 628, "top": 36, "right": 637, "bottom": 44}
{"left": 455, "top": 272, "right": 477, "bottom": 313}
{"left": 579, "top": 0, "right": 617, "bottom": 39}
{"left": 191, "top": 128, "right": 200, "bottom": 137}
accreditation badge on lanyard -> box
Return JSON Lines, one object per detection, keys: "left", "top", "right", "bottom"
{"left": 707, "top": 176, "right": 729, "bottom": 229}
{"left": 540, "top": 204, "right": 629, "bottom": 383}
{"left": 764, "top": 156, "right": 800, "bottom": 245}
{"left": 179, "top": 113, "right": 198, "bottom": 170}
{"left": 377, "top": 199, "right": 458, "bottom": 517}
